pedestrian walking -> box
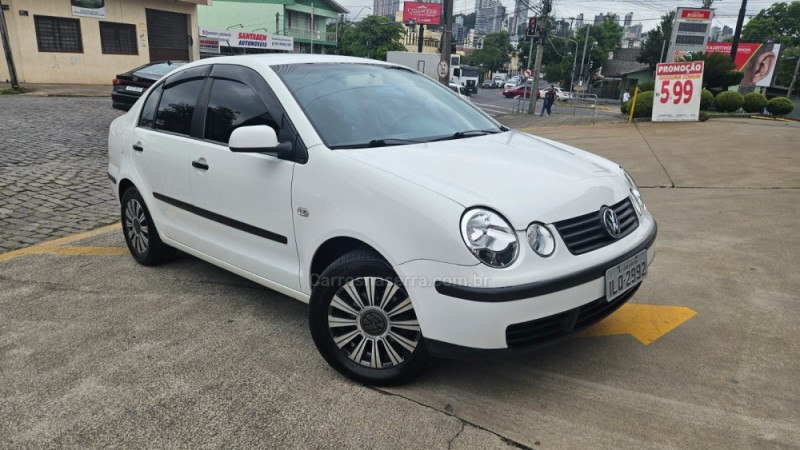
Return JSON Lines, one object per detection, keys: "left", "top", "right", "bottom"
{"left": 623, "top": 89, "right": 631, "bottom": 102}
{"left": 540, "top": 85, "right": 556, "bottom": 116}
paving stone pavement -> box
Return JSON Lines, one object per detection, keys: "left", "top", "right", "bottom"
{"left": 0, "top": 96, "right": 124, "bottom": 252}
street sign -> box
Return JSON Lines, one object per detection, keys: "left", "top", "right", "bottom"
{"left": 437, "top": 60, "right": 449, "bottom": 79}
{"left": 652, "top": 61, "right": 704, "bottom": 122}
{"left": 524, "top": 69, "right": 532, "bottom": 78}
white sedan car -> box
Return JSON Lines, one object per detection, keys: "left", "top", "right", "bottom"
{"left": 108, "top": 55, "right": 656, "bottom": 385}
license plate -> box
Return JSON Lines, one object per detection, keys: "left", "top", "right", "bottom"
{"left": 125, "top": 86, "right": 144, "bottom": 93}
{"left": 605, "top": 250, "right": 648, "bottom": 302}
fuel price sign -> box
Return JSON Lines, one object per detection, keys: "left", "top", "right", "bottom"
{"left": 652, "top": 61, "right": 704, "bottom": 122}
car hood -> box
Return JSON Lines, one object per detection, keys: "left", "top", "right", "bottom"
{"left": 340, "top": 131, "right": 629, "bottom": 228}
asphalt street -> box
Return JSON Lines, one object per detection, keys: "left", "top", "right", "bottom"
{"left": 469, "top": 87, "right": 618, "bottom": 118}
{"left": 1, "top": 97, "right": 799, "bottom": 448}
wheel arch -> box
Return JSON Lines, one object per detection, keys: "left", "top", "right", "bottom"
{"left": 118, "top": 178, "right": 136, "bottom": 200}
{"left": 309, "top": 236, "right": 386, "bottom": 287}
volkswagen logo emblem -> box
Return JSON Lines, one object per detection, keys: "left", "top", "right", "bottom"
{"left": 360, "top": 310, "right": 388, "bottom": 336}
{"left": 602, "top": 207, "right": 621, "bottom": 238}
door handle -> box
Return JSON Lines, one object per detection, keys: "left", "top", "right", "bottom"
{"left": 192, "top": 160, "right": 209, "bottom": 170}
{"left": 132, "top": 142, "right": 143, "bottom": 152}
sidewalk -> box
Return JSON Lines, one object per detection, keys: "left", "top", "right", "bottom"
{"left": 1, "top": 82, "right": 109, "bottom": 97}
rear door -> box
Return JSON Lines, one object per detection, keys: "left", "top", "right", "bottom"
{"left": 131, "top": 66, "right": 210, "bottom": 247}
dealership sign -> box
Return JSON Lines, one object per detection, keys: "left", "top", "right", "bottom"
{"left": 402, "top": 2, "right": 442, "bottom": 25}
{"left": 71, "top": 0, "right": 105, "bottom": 19}
{"left": 652, "top": 61, "right": 704, "bottom": 122}
{"left": 199, "top": 28, "right": 293, "bottom": 52}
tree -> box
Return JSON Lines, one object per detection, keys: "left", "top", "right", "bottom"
{"left": 741, "top": 1, "right": 800, "bottom": 47}
{"left": 574, "top": 15, "right": 623, "bottom": 78}
{"left": 464, "top": 31, "right": 513, "bottom": 72}
{"left": 337, "top": 16, "right": 406, "bottom": 61}
{"left": 681, "top": 52, "right": 744, "bottom": 90}
{"left": 638, "top": 11, "right": 675, "bottom": 70}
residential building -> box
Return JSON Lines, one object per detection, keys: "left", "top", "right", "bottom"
{"left": 513, "top": 0, "right": 526, "bottom": 37}
{"left": 623, "top": 12, "right": 633, "bottom": 27}
{"left": 575, "top": 13, "right": 583, "bottom": 29}
{"left": 0, "top": 0, "right": 208, "bottom": 84}
{"left": 721, "top": 25, "right": 733, "bottom": 39}
{"left": 593, "top": 13, "right": 604, "bottom": 26}
{"left": 198, "top": 0, "right": 347, "bottom": 55}
{"left": 710, "top": 25, "right": 721, "bottom": 42}
{"left": 374, "top": 0, "right": 399, "bottom": 19}
{"left": 475, "top": 0, "right": 504, "bottom": 34}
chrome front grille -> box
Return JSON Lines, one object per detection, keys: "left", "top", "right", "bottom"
{"left": 553, "top": 198, "right": 639, "bottom": 255}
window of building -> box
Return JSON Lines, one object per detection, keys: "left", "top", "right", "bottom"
{"left": 204, "top": 79, "right": 276, "bottom": 144}
{"left": 34, "top": 15, "right": 83, "bottom": 53}
{"left": 100, "top": 22, "right": 138, "bottom": 55}
{"left": 155, "top": 79, "right": 204, "bottom": 136}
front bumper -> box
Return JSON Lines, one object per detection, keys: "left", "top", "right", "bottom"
{"left": 394, "top": 219, "right": 657, "bottom": 357}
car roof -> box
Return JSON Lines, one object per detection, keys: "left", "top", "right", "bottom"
{"left": 177, "top": 54, "right": 391, "bottom": 71}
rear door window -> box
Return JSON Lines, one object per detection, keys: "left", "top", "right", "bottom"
{"left": 155, "top": 79, "right": 204, "bottom": 135}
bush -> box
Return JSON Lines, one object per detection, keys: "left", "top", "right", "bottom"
{"left": 714, "top": 91, "right": 744, "bottom": 113}
{"left": 624, "top": 91, "right": 654, "bottom": 118}
{"left": 621, "top": 100, "right": 630, "bottom": 114}
{"left": 636, "top": 81, "right": 654, "bottom": 92}
{"left": 766, "top": 97, "right": 794, "bottom": 116}
{"left": 700, "top": 89, "right": 714, "bottom": 111}
{"left": 742, "top": 93, "right": 768, "bottom": 113}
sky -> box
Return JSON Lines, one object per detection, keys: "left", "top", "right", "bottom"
{"left": 340, "top": 0, "right": 783, "bottom": 33}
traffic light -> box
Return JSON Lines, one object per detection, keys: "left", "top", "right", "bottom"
{"left": 526, "top": 18, "right": 537, "bottom": 37}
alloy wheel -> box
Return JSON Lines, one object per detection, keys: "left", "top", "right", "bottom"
{"left": 124, "top": 198, "right": 149, "bottom": 255}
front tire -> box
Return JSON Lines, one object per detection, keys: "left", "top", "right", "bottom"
{"left": 309, "top": 249, "right": 430, "bottom": 385}
{"left": 121, "top": 187, "right": 172, "bottom": 266}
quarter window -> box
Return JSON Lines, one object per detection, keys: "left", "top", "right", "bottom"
{"left": 204, "top": 79, "right": 276, "bottom": 144}
{"left": 34, "top": 16, "right": 83, "bottom": 53}
{"left": 155, "top": 80, "right": 204, "bottom": 135}
{"left": 100, "top": 22, "right": 138, "bottom": 55}
{"left": 139, "top": 84, "right": 164, "bottom": 128}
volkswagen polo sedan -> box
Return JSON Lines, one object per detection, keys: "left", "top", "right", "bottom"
{"left": 107, "top": 55, "right": 656, "bottom": 385}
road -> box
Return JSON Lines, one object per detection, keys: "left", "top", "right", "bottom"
{"left": 469, "top": 86, "right": 618, "bottom": 118}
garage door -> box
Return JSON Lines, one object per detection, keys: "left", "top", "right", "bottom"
{"left": 146, "top": 9, "right": 189, "bottom": 62}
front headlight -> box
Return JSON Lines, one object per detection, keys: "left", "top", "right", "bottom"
{"left": 460, "top": 208, "right": 519, "bottom": 268}
{"left": 623, "top": 169, "right": 645, "bottom": 215}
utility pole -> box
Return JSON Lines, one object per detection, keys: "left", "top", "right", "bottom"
{"left": 730, "top": 0, "right": 747, "bottom": 62}
{"left": 0, "top": 0, "right": 19, "bottom": 89}
{"left": 579, "top": 24, "right": 590, "bottom": 90}
{"left": 418, "top": 24, "right": 425, "bottom": 53}
{"left": 788, "top": 55, "right": 800, "bottom": 98}
{"left": 702, "top": 0, "right": 713, "bottom": 8}
{"left": 276, "top": 13, "right": 280, "bottom": 36}
{"left": 441, "top": 0, "right": 454, "bottom": 85}
{"left": 528, "top": 0, "right": 551, "bottom": 114}
{"left": 310, "top": 2, "right": 315, "bottom": 54}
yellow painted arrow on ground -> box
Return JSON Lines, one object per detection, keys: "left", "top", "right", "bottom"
{"left": 578, "top": 304, "right": 697, "bottom": 345}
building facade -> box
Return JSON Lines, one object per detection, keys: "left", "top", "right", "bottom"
{"left": 198, "top": 0, "right": 346, "bottom": 55}
{"left": 373, "top": 0, "right": 399, "bottom": 19}
{"left": 0, "top": 0, "right": 208, "bottom": 84}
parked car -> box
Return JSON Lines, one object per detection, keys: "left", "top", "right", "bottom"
{"left": 108, "top": 55, "right": 656, "bottom": 385}
{"left": 503, "top": 84, "right": 538, "bottom": 99}
{"left": 111, "top": 61, "right": 186, "bottom": 111}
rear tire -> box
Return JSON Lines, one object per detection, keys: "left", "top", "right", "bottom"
{"left": 309, "top": 249, "right": 430, "bottom": 385}
{"left": 121, "top": 187, "right": 173, "bottom": 266}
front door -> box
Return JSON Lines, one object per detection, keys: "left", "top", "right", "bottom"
{"left": 146, "top": 9, "right": 190, "bottom": 61}
{"left": 189, "top": 70, "right": 300, "bottom": 291}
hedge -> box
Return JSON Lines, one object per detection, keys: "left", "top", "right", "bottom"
{"left": 766, "top": 97, "right": 794, "bottom": 116}
{"left": 714, "top": 91, "right": 744, "bottom": 113}
{"left": 742, "top": 93, "right": 768, "bottom": 113}
{"left": 700, "top": 89, "right": 714, "bottom": 111}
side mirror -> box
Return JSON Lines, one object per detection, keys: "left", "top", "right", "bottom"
{"left": 229, "top": 125, "right": 293, "bottom": 157}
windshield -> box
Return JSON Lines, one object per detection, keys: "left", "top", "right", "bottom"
{"left": 273, "top": 63, "right": 503, "bottom": 149}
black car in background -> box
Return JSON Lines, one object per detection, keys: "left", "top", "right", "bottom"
{"left": 111, "top": 61, "right": 186, "bottom": 111}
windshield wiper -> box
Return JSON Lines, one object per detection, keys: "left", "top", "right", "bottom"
{"left": 329, "top": 138, "right": 427, "bottom": 149}
{"left": 430, "top": 129, "right": 502, "bottom": 142}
